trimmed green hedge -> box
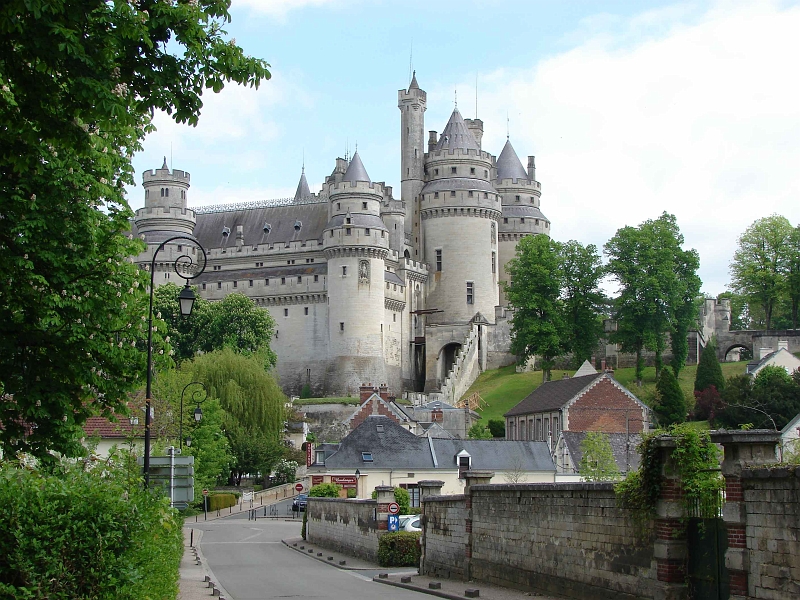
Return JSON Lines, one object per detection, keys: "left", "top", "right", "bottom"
{"left": 208, "top": 493, "right": 237, "bottom": 511}
{"left": 0, "top": 461, "right": 183, "bottom": 599}
{"left": 377, "top": 531, "right": 421, "bottom": 567}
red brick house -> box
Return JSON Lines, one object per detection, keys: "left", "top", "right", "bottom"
{"left": 504, "top": 368, "right": 650, "bottom": 444}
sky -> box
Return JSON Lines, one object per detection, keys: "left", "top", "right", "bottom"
{"left": 129, "top": 0, "right": 800, "bottom": 297}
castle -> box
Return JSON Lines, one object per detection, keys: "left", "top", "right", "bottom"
{"left": 132, "top": 74, "right": 550, "bottom": 398}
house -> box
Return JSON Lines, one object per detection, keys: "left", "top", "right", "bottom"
{"left": 746, "top": 342, "right": 800, "bottom": 377}
{"left": 552, "top": 431, "right": 642, "bottom": 478}
{"left": 780, "top": 412, "right": 800, "bottom": 461}
{"left": 504, "top": 365, "right": 650, "bottom": 444}
{"left": 309, "top": 415, "right": 555, "bottom": 504}
{"left": 83, "top": 414, "right": 143, "bottom": 458}
{"left": 285, "top": 420, "right": 309, "bottom": 448}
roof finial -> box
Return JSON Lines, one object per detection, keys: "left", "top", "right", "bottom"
{"left": 302, "top": 148, "right": 305, "bottom": 174}
{"left": 454, "top": 88, "right": 458, "bottom": 110}
{"left": 409, "top": 41, "right": 413, "bottom": 84}
{"left": 161, "top": 155, "right": 168, "bottom": 170}
{"left": 475, "top": 72, "right": 478, "bottom": 119}
{"left": 506, "top": 111, "right": 510, "bottom": 141}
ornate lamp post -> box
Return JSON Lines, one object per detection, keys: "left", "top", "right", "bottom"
{"left": 180, "top": 381, "right": 207, "bottom": 450}
{"left": 354, "top": 468, "right": 360, "bottom": 499}
{"left": 144, "top": 235, "right": 207, "bottom": 488}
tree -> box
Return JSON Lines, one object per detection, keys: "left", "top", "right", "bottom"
{"left": 226, "top": 425, "right": 282, "bottom": 486}
{"left": 559, "top": 241, "right": 606, "bottom": 367}
{"left": 0, "top": 1, "right": 270, "bottom": 459}
{"left": 605, "top": 213, "right": 700, "bottom": 382}
{"left": 787, "top": 226, "right": 800, "bottom": 330}
{"left": 487, "top": 419, "right": 506, "bottom": 438}
{"left": 730, "top": 215, "right": 794, "bottom": 330}
{"left": 694, "top": 340, "right": 725, "bottom": 393}
{"left": 579, "top": 432, "right": 621, "bottom": 481}
{"left": 693, "top": 386, "right": 724, "bottom": 422}
{"left": 654, "top": 367, "right": 687, "bottom": 426}
{"left": 467, "top": 423, "right": 492, "bottom": 439}
{"left": 505, "top": 235, "right": 566, "bottom": 382}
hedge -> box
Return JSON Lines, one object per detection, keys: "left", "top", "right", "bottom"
{"left": 377, "top": 531, "right": 421, "bottom": 567}
{"left": 0, "top": 460, "right": 183, "bottom": 600}
{"left": 207, "top": 493, "right": 237, "bottom": 511}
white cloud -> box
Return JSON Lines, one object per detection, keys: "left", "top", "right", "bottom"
{"left": 470, "top": 0, "right": 800, "bottom": 296}
{"left": 233, "top": 0, "right": 341, "bottom": 19}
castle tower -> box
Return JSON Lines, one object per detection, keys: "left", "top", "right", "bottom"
{"left": 293, "top": 166, "right": 311, "bottom": 202}
{"left": 135, "top": 157, "right": 195, "bottom": 236}
{"left": 420, "top": 109, "right": 501, "bottom": 325}
{"left": 494, "top": 139, "right": 549, "bottom": 305}
{"left": 398, "top": 71, "right": 426, "bottom": 237}
{"left": 323, "top": 152, "right": 391, "bottom": 393}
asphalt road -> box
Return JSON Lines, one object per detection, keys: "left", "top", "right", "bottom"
{"left": 195, "top": 516, "right": 424, "bottom": 600}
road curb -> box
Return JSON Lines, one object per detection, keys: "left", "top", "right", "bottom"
{"left": 372, "top": 576, "right": 472, "bottom": 600}
{"left": 281, "top": 538, "right": 379, "bottom": 571}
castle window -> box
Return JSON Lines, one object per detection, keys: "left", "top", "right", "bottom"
{"left": 281, "top": 277, "right": 286, "bottom": 285}
{"left": 484, "top": 170, "right": 488, "bottom": 177}
{"left": 297, "top": 276, "right": 302, "bottom": 283}
{"left": 546, "top": 222, "right": 549, "bottom": 228}
{"left": 521, "top": 218, "right": 525, "bottom": 224}
{"left": 233, "top": 281, "right": 237, "bottom": 288}
{"left": 362, "top": 202, "right": 367, "bottom": 209}
{"left": 503, "top": 218, "right": 508, "bottom": 224}
{"left": 484, "top": 193, "right": 488, "bottom": 198}
{"left": 450, "top": 191, "right": 455, "bottom": 197}
{"left": 314, "top": 275, "right": 318, "bottom": 282}
{"left": 515, "top": 195, "right": 520, "bottom": 202}
{"left": 451, "top": 167, "right": 457, "bottom": 174}
{"left": 145, "top": 190, "right": 149, "bottom": 199}
{"left": 470, "top": 167, "right": 475, "bottom": 175}
{"left": 165, "top": 188, "right": 169, "bottom": 197}
{"left": 387, "top": 283, "right": 390, "bottom": 289}
{"left": 284, "top": 308, "right": 289, "bottom": 317}
{"left": 435, "top": 249, "right": 442, "bottom": 272}
{"left": 330, "top": 230, "right": 334, "bottom": 237}
{"left": 265, "top": 278, "right": 270, "bottom": 285}
{"left": 466, "top": 282, "right": 474, "bottom": 305}
{"left": 434, "top": 169, "right": 439, "bottom": 175}
{"left": 304, "top": 307, "right": 309, "bottom": 315}
{"left": 340, "top": 322, "right": 345, "bottom": 332}
{"left": 177, "top": 245, "right": 182, "bottom": 252}
{"left": 202, "top": 283, "right": 206, "bottom": 290}
{"left": 346, "top": 217, "right": 351, "bottom": 224}
{"left": 160, "top": 188, "right": 164, "bottom": 197}
{"left": 365, "top": 228, "right": 370, "bottom": 235}
{"left": 346, "top": 228, "right": 351, "bottom": 236}
{"left": 393, "top": 284, "right": 397, "bottom": 291}
{"left": 434, "top": 192, "right": 439, "bottom": 199}
{"left": 393, "top": 313, "right": 396, "bottom": 322}
{"left": 342, "top": 266, "right": 347, "bottom": 276}
{"left": 275, "top": 330, "right": 278, "bottom": 339}
{"left": 535, "top": 219, "right": 539, "bottom": 226}
{"left": 382, "top": 230, "right": 385, "bottom": 237}
{"left": 492, "top": 252, "right": 496, "bottom": 274}
{"left": 217, "top": 282, "right": 221, "bottom": 289}
{"left": 468, "top": 191, "right": 473, "bottom": 197}
{"left": 249, "top": 280, "right": 253, "bottom": 287}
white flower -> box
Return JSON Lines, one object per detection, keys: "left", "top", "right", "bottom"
{"left": 89, "top": 334, "right": 94, "bottom": 339}
{"left": 133, "top": 281, "right": 140, "bottom": 288}
{"left": 99, "top": 178, "right": 108, "bottom": 185}
{"left": 23, "top": 254, "right": 28, "bottom": 259}
{"left": 156, "top": 312, "right": 161, "bottom": 319}
{"left": 63, "top": 415, "right": 68, "bottom": 422}
{"left": 30, "top": 194, "right": 36, "bottom": 200}
{"left": 118, "top": 342, "right": 123, "bottom": 348}
{"left": 164, "top": 336, "right": 170, "bottom": 343}
{"left": 158, "top": 349, "right": 164, "bottom": 355}
{"left": 131, "top": 341, "right": 136, "bottom": 347}
{"left": 121, "top": 302, "right": 127, "bottom": 309}
{"left": 116, "top": 291, "right": 121, "bottom": 297}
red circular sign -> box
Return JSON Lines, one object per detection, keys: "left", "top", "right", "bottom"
{"left": 202, "top": 489, "right": 209, "bottom": 496}
{"left": 388, "top": 502, "right": 400, "bottom": 515}
{"left": 295, "top": 483, "right": 304, "bottom": 492}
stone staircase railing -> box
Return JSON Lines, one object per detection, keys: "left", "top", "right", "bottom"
{"left": 440, "top": 324, "right": 481, "bottom": 406}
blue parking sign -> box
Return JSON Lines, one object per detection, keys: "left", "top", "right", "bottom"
{"left": 387, "top": 515, "right": 400, "bottom": 532}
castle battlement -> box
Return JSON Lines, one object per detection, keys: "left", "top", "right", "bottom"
{"left": 495, "top": 177, "right": 541, "bottom": 191}
{"left": 398, "top": 88, "right": 427, "bottom": 104}
{"left": 329, "top": 179, "right": 385, "bottom": 197}
{"left": 142, "top": 168, "right": 190, "bottom": 184}
{"left": 135, "top": 206, "right": 196, "bottom": 218}
{"left": 425, "top": 147, "right": 493, "bottom": 162}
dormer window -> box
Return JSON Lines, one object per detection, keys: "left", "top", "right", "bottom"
{"left": 361, "top": 452, "right": 373, "bottom": 462}
{"left": 294, "top": 220, "right": 302, "bottom": 231}
{"left": 346, "top": 218, "right": 351, "bottom": 224}
{"left": 456, "top": 450, "right": 472, "bottom": 478}
{"left": 222, "top": 227, "right": 230, "bottom": 237}
{"left": 263, "top": 223, "right": 271, "bottom": 234}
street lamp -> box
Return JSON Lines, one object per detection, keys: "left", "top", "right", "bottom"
{"left": 144, "top": 235, "right": 207, "bottom": 488}
{"left": 180, "top": 381, "right": 208, "bottom": 451}
{"left": 354, "top": 468, "right": 360, "bottom": 499}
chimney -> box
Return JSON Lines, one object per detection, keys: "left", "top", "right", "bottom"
{"left": 360, "top": 383, "right": 377, "bottom": 402}
{"left": 527, "top": 156, "right": 536, "bottom": 181}
{"left": 428, "top": 131, "right": 438, "bottom": 152}
{"left": 778, "top": 340, "right": 789, "bottom": 351}
{"left": 601, "top": 359, "right": 606, "bottom": 372}
{"left": 759, "top": 348, "right": 773, "bottom": 360}
{"left": 464, "top": 118, "right": 483, "bottom": 148}
{"left": 235, "top": 225, "right": 244, "bottom": 248}
{"left": 378, "top": 384, "right": 389, "bottom": 401}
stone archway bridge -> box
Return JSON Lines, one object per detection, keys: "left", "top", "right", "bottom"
{"left": 716, "top": 329, "right": 800, "bottom": 360}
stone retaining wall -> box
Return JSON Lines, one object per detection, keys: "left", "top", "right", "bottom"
{"left": 305, "top": 497, "right": 380, "bottom": 562}
{"left": 420, "top": 495, "right": 468, "bottom": 579}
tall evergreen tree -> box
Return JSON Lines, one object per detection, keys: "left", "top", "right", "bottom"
{"left": 694, "top": 340, "right": 725, "bottom": 392}
{"left": 655, "top": 367, "right": 687, "bottom": 426}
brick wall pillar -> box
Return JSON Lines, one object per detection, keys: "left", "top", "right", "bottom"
{"left": 710, "top": 430, "right": 780, "bottom": 599}
{"left": 652, "top": 437, "right": 688, "bottom": 600}
{"left": 374, "top": 485, "right": 395, "bottom": 531}
{"left": 463, "top": 470, "right": 494, "bottom": 580}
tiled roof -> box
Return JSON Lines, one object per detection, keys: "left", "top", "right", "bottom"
{"left": 83, "top": 416, "right": 142, "bottom": 439}
{"left": 434, "top": 109, "right": 480, "bottom": 152}
{"left": 504, "top": 373, "right": 604, "bottom": 416}
{"left": 562, "top": 431, "right": 641, "bottom": 474}
{"left": 342, "top": 151, "right": 371, "bottom": 183}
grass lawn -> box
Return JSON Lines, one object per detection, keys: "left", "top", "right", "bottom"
{"left": 463, "top": 360, "right": 749, "bottom": 422}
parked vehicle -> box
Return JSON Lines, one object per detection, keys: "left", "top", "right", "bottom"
{"left": 401, "top": 515, "right": 421, "bottom": 532}
{"left": 292, "top": 493, "right": 308, "bottom": 512}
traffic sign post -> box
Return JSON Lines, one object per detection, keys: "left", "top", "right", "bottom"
{"left": 295, "top": 483, "right": 304, "bottom": 493}
{"left": 388, "top": 502, "right": 400, "bottom": 515}
{"left": 387, "top": 514, "right": 400, "bottom": 532}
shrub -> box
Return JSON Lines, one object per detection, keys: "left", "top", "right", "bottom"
{"left": 308, "top": 483, "right": 342, "bottom": 497}
{"left": 371, "top": 486, "right": 410, "bottom": 514}
{"left": 694, "top": 340, "right": 725, "bottom": 393}
{"left": 0, "top": 459, "right": 183, "bottom": 600}
{"left": 487, "top": 418, "right": 506, "bottom": 438}
{"left": 655, "top": 367, "right": 687, "bottom": 426}
{"left": 300, "top": 383, "right": 312, "bottom": 399}
{"left": 346, "top": 487, "right": 357, "bottom": 498}
{"left": 377, "top": 531, "right": 421, "bottom": 567}
{"left": 208, "top": 493, "right": 237, "bottom": 511}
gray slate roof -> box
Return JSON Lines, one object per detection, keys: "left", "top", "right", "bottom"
{"left": 325, "top": 416, "right": 554, "bottom": 472}
{"left": 496, "top": 139, "right": 529, "bottom": 182}
{"left": 294, "top": 168, "right": 311, "bottom": 202}
{"left": 501, "top": 205, "right": 549, "bottom": 220}
{"left": 409, "top": 71, "right": 419, "bottom": 90}
{"left": 342, "top": 151, "right": 370, "bottom": 183}
{"left": 384, "top": 271, "right": 405, "bottom": 286}
{"left": 434, "top": 109, "right": 480, "bottom": 152}
{"left": 504, "top": 373, "right": 604, "bottom": 416}
{"left": 562, "top": 431, "right": 642, "bottom": 474}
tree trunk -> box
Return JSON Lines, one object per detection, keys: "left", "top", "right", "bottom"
{"left": 635, "top": 344, "right": 644, "bottom": 385}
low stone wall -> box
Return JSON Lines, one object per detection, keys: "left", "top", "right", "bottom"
{"left": 741, "top": 467, "right": 800, "bottom": 598}
{"left": 422, "top": 483, "right": 655, "bottom": 600}
{"left": 421, "top": 495, "right": 468, "bottom": 579}
{"left": 305, "top": 497, "right": 380, "bottom": 562}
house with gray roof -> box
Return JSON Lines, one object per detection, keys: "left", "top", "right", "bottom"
{"left": 746, "top": 344, "right": 800, "bottom": 377}
{"left": 553, "top": 431, "right": 642, "bottom": 478}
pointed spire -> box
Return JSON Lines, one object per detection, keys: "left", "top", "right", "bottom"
{"left": 434, "top": 109, "right": 480, "bottom": 152}
{"left": 294, "top": 166, "right": 311, "bottom": 202}
{"left": 342, "top": 151, "right": 371, "bottom": 183}
{"left": 496, "top": 139, "right": 529, "bottom": 182}
{"left": 409, "top": 70, "right": 419, "bottom": 91}
{"left": 161, "top": 156, "right": 168, "bottom": 170}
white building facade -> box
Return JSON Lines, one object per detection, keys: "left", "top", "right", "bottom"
{"left": 133, "top": 74, "right": 550, "bottom": 397}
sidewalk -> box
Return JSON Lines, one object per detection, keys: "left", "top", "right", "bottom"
{"left": 282, "top": 536, "right": 563, "bottom": 600}
{"left": 178, "top": 527, "right": 234, "bottom": 600}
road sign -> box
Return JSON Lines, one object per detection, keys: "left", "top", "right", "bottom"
{"left": 388, "top": 502, "right": 400, "bottom": 515}
{"left": 202, "top": 489, "right": 209, "bottom": 496}
{"left": 388, "top": 515, "right": 400, "bottom": 532}
{"left": 172, "top": 501, "right": 189, "bottom": 510}
{"left": 295, "top": 483, "right": 304, "bottom": 492}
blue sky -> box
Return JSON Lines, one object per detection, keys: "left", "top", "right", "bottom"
{"left": 129, "top": 0, "right": 800, "bottom": 297}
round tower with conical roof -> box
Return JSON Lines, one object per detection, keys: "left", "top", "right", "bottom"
{"left": 494, "top": 138, "right": 549, "bottom": 305}
{"left": 420, "top": 109, "right": 501, "bottom": 324}
{"left": 322, "top": 152, "right": 391, "bottom": 393}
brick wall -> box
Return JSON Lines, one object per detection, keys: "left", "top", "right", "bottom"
{"left": 741, "top": 467, "right": 800, "bottom": 598}
{"left": 422, "top": 483, "right": 655, "bottom": 600}
{"left": 421, "top": 495, "right": 468, "bottom": 579}
{"left": 305, "top": 497, "right": 380, "bottom": 562}
{"left": 348, "top": 397, "right": 401, "bottom": 430}
{"left": 567, "top": 378, "right": 645, "bottom": 433}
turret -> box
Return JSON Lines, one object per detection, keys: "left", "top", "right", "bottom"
{"left": 398, "top": 71, "right": 427, "bottom": 237}
{"left": 135, "top": 157, "right": 195, "bottom": 236}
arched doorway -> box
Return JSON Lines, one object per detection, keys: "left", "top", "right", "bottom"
{"left": 439, "top": 343, "right": 462, "bottom": 382}
{"left": 723, "top": 344, "right": 752, "bottom": 363}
